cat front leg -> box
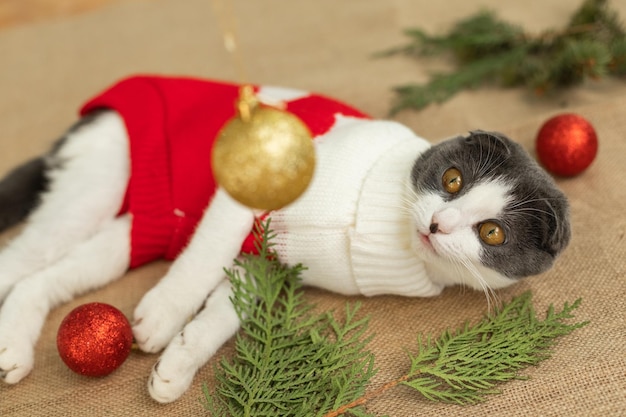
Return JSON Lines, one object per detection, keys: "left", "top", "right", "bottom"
{"left": 0, "top": 215, "right": 131, "bottom": 384}
{"left": 147, "top": 278, "right": 240, "bottom": 403}
{"left": 132, "top": 188, "right": 254, "bottom": 354}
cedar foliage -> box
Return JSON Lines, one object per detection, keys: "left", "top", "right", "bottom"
{"left": 202, "top": 224, "right": 376, "bottom": 417}
{"left": 385, "top": 0, "right": 626, "bottom": 113}
{"left": 400, "top": 293, "right": 588, "bottom": 405}
{"left": 202, "top": 222, "right": 588, "bottom": 416}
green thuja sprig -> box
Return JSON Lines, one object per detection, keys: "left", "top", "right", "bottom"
{"left": 400, "top": 293, "right": 588, "bottom": 405}
{"left": 202, "top": 221, "right": 588, "bottom": 416}
{"left": 324, "top": 292, "right": 588, "bottom": 415}
{"left": 202, "top": 221, "right": 376, "bottom": 417}
{"left": 385, "top": 0, "right": 626, "bottom": 113}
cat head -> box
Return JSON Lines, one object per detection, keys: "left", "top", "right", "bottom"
{"left": 408, "top": 130, "right": 571, "bottom": 292}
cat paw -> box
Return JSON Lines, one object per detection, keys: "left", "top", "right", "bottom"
{"left": 147, "top": 332, "right": 196, "bottom": 403}
{"left": 0, "top": 341, "right": 34, "bottom": 384}
{"left": 132, "top": 289, "right": 188, "bottom": 353}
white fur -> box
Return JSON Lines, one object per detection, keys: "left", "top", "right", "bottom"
{"left": 256, "top": 85, "right": 309, "bottom": 105}
{"left": 0, "top": 112, "right": 129, "bottom": 300}
{"left": 0, "top": 111, "right": 257, "bottom": 401}
{"left": 147, "top": 278, "right": 240, "bottom": 403}
{"left": 0, "top": 112, "right": 131, "bottom": 382}
{"left": 409, "top": 181, "right": 517, "bottom": 291}
{"left": 0, "top": 111, "right": 517, "bottom": 403}
{"left": 132, "top": 188, "right": 254, "bottom": 354}
{"left": 0, "top": 216, "right": 131, "bottom": 382}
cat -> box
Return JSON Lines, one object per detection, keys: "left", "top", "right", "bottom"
{"left": 0, "top": 76, "right": 570, "bottom": 403}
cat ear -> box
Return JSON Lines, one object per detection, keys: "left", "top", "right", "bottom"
{"left": 541, "top": 196, "right": 572, "bottom": 258}
{"left": 465, "top": 130, "right": 514, "bottom": 157}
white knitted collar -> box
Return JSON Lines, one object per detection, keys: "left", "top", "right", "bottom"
{"left": 350, "top": 130, "right": 444, "bottom": 297}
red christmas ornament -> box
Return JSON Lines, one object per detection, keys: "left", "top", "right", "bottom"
{"left": 57, "top": 302, "right": 133, "bottom": 377}
{"left": 535, "top": 113, "right": 598, "bottom": 176}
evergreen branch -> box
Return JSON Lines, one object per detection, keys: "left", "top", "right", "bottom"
{"left": 202, "top": 220, "right": 377, "bottom": 417}
{"left": 390, "top": 47, "right": 527, "bottom": 114}
{"left": 202, "top": 222, "right": 587, "bottom": 416}
{"left": 320, "top": 292, "right": 587, "bottom": 415}
{"left": 385, "top": 0, "right": 626, "bottom": 113}
{"left": 400, "top": 292, "right": 588, "bottom": 406}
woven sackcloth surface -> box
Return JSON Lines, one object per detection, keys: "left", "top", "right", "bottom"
{"left": 0, "top": 0, "right": 624, "bottom": 415}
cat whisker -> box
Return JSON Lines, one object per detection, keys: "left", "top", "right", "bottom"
{"left": 479, "top": 155, "right": 508, "bottom": 179}
{"left": 476, "top": 135, "right": 493, "bottom": 178}
{"left": 507, "top": 207, "right": 556, "bottom": 229}
{"left": 507, "top": 196, "right": 562, "bottom": 211}
{"left": 509, "top": 206, "right": 556, "bottom": 219}
{"left": 444, "top": 255, "right": 477, "bottom": 294}
{"left": 507, "top": 195, "right": 561, "bottom": 206}
{"left": 507, "top": 185, "right": 564, "bottom": 223}
{"left": 506, "top": 192, "right": 561, "bottom": 225}
{"left": 399, "top": 197, "right": 416, "bottom": 211}
{"left": 456, "top": 255, "right": 500, "bottom": 314}
{"left": 474, "top": 137, "right": 508, "bottom": 179}
{"left": 449, "top": 258, "right": 472, "bottom": 295}
{"left": 507, "top": 207, "right": 555, "bottom": 222}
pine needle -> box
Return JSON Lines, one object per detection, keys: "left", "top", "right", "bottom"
{"left": 384, "top": 0, "right": 626, "bottom": 113}
{"left": 201, "top": 220, "right": 588, "bottom": 416}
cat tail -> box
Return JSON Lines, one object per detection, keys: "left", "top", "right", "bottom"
{"left": 0, "top": 156, "right": 48, "bottom": 232}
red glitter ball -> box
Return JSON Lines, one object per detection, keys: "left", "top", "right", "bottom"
{"left": 57, "top": 302, "right": 133, "bottom": 377}
{"left": 535, "top": 113, "right": 598, "bottom": 176}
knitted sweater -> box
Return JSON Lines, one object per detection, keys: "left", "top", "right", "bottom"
{"left": 270, "top": 118, "right": 443, "bottom": 297}
{"left": 80, "top": 75, "right": 367, "bottom": 268}
{"left": 81, "top": 75, "right": 442, "bottom": 297}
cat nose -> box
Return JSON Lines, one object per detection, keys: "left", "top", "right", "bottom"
{"left": 431, "top": 207, "right": 461, "bottom": 234}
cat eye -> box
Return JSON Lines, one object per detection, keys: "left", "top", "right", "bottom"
{"left": 479, "top": 221, "right": 506, "bottom": 246}
{"left": 442, "top": 167, "right": 463, "bottom": 194}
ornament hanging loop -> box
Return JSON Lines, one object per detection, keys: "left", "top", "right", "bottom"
{"left": 236, "top": 84, "right": 258, "bottom": 122}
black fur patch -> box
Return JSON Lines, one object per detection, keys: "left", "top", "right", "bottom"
{"left": 0, "top": 157, "right": 48, "bottom": 231}
{"left": 0, "top": 112, "right": 105, "bottom": 232}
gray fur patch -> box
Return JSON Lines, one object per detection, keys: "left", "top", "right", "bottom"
{"left": 411, "top": 130, "right": 571, "bottom": 278}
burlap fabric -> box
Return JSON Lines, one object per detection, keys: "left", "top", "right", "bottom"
{"left": 1, "top": 0, "right": 624, "bottom": 415}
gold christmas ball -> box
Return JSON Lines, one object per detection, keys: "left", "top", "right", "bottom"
{"left": 212, "top": 106, "right": 315, "bottom": 211}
